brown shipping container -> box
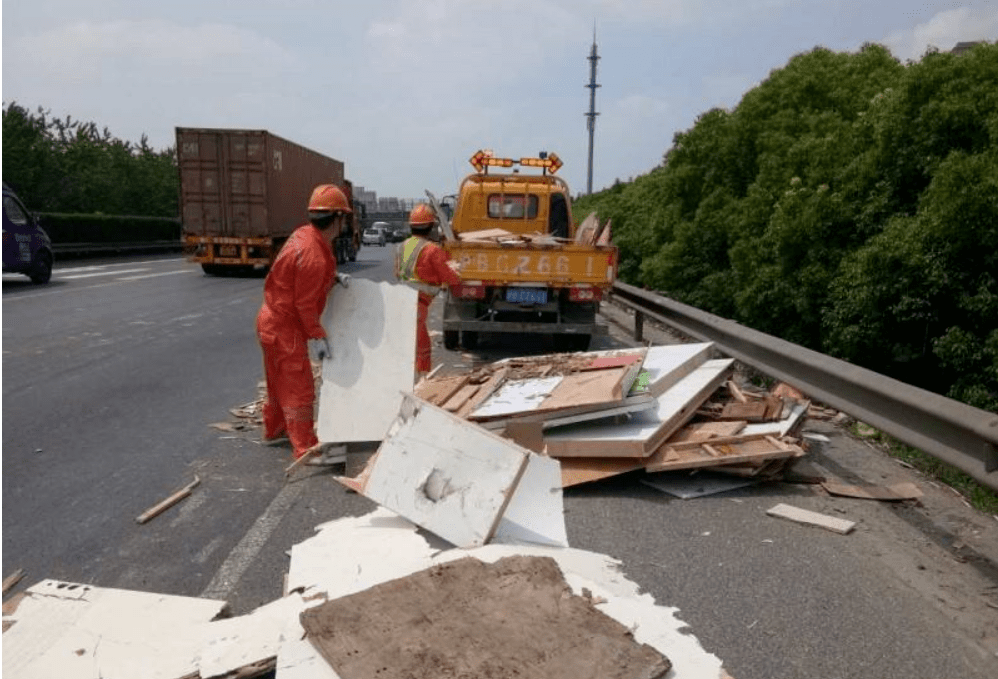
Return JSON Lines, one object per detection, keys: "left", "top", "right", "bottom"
{"left": 176, "top": 127, "right": 344, "bottom": 239}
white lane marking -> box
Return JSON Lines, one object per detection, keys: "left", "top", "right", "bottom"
{"left": 199, "top": 481, "right": 304, "bottom": 601}
{"left": 59, "top": 268, "right": 149, "bottom": 280}
{"left": 117, "top": 270, "right": 191, "bottom": 281}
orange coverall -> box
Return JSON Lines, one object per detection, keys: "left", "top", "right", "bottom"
{"left": 255, "top": 224, "right": 336, "bottom": 458}
{"left": 402, "top": 237, "right": 461, "bottom": 373}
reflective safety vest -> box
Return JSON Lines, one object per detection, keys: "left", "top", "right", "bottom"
{"left": 396, "top": 236, "right": 444, "bottom": 296}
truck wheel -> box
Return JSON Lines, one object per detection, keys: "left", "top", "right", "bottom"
{"left": 201, "top": 264, "right": 225, "bottom": 276}
{"left": 461, "top": 331, "right": 479, "bottom": 350}
{"left": 444, "top": 330, "right": 460, "bottom": 351}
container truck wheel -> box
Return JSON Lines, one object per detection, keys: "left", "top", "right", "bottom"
{"left": 444, "top": 330, "right": 460, "bottom": 351}
{"left": 201, "top": 264, "right": 225, "bottom": 276}
{"left": 461, "top": 331, "right": 479, "bottom": 350}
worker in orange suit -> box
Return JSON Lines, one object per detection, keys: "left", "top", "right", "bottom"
{"left": 395, "top": 203, "right": 462, "bottom": 379}
{"left": 256, "top": 184, "right": 352, "bottom": 460}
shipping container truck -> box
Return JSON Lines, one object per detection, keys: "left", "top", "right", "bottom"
{"left": 440, "top": 150, "right": 617, "bottom": 352}
{"left": 176, "top": 127, "right": 361, "bottom": 274}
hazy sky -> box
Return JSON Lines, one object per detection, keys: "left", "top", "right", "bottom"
{"left": 3, "top": 1, "right": 996, "bottom": 200}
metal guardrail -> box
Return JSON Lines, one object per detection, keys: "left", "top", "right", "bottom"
{"left": 610, "top": 281, "right": 998, "bottom": 492}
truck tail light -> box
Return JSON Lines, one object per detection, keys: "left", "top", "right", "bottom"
{"left": 568, "top": 286, "right": 602, "bottom": 302}
{"left": 452, "top": 283, "right": 486, "bottom": 299}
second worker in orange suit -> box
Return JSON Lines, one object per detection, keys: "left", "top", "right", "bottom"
{"left": 395, "top": 203, "right": 461, "bottom": 380}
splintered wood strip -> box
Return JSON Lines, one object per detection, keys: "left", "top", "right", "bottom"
{"left": 767, "top": 503, "right": 856, "bottom": 534}
{"left": 560, "top": 457, "right": 646, "bottom": 488}
{"left": 702, "top": 444, "right": 722, "bottom": 458}
{"left": 820, "top": 481, "right": 923, "bottom": 501}
{"left": 726, "top": 380, "right": 748, "bottom": 403}
{"left": 763, "top": 395, "right": 784, "bottom": 419}
{"left": 457, "top": 367, "right": 510, "bottom": 418}
{"left": 442, "top": 383, "right": 480, "bottom": 412}
{"left": 414, "top": 374, "right": 470, "bottom": 406}
{"left": 300, "top": 556, "right": 671, "bottom": 679}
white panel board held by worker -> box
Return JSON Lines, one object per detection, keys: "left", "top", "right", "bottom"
{"left": 316, "top": 279, "right": 418, "bottom": 443}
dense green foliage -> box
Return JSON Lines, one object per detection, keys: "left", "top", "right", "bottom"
{"left": 576, "top": 43, "right": 998, "bottom": 410}
{"left": 2, "top": 102, "right": 178, "bottom": 217}
{"left": 38, "top": 213, "right": 180, "bottom": 245}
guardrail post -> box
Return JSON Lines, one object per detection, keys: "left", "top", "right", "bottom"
{"left": 634, "top": 310, "right": 644, "bottom": 343}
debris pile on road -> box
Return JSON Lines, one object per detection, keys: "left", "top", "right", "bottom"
{"left": 413, "top": 342, "right": 811, "bottom": 489}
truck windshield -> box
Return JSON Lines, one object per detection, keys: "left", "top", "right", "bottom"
{"left": 488, "top": 194, "right": 538, "bottom": 219}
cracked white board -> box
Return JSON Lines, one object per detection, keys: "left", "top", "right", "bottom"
{"left": 317, "top": 279, "right": 418, "bottom": 443}
{"left": 341, "top": 395, "right": 567, "bottom": 548}
{"left": 2, "top": 579, "right": 226, "bottom": 679}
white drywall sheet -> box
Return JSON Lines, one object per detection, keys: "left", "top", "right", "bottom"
{"left": 2, "top": 579, "right": 226, "bottom": 679}
{"left": 543, "top": 358, "right": 734, "bottom": 457}
{"left": 317, "top": 279, "right": 417, "bottom": 443}
{"left": 639, "top": 343, "right": 715, "bottom": 396}
{"left": 357, "top": 395, "right": 531, "bottom": 548}
{"left": 493, "top": 453, "right": 568, "bottom": 547}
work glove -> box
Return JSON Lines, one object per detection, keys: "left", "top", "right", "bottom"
{"left": 336, "top": 272, "right": 351, "bottom": 288}
{"left": 308, "top": 337, "right": 333, "bottom": 362}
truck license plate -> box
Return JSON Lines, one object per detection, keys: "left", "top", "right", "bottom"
{"left": 507, "top": 288, "right": 547, "bottom": 304}
{"left": 219, "top": 245, "right": 238, "bottom": 257}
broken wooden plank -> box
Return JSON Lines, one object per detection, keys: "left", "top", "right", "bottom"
{"left": 299, "top": 556, "right": 671, "bottom": 679}
{"left": 667, "top": 420, "right": 747, "bottom": 443}
{"left": 135, "top": 476, "right": 200, "bottom": 524}
{"left": 820, "top": 481, "right": 923, "bottom": 501}
{"left": 413, "top": 374, "right": 469, "bottom": 406}
{"left": 719, "top": 400, "right": 769, "bottom": 421}
{"left": 645, "top": 434, "right": 804, "bottom": 473}
{"left": 543, "top": 359, "right": 734, "bottom": 458}
{"left": 766, "top": 503, "right": 856, "bottom": 534}
{"left": 3, "top": 569, "right": 25, "bottom": 596}
{"left": 442, "top": 383, "right": 481, "bottom": 412}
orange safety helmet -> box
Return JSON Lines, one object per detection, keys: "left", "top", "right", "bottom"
{"left": 409, "top": 203, "right": 436, "bottom": 226}
{"left": 308, "top": 184, "right": 352, "bottom": 214}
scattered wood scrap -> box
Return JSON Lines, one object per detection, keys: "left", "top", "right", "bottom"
{"left": 3, "top": 569, "right": 25, "bottom": 596}
{"left": 766, "top": 503, "right": 856, "bottom": 534}
{"left": 820, "top": 481, "right": 922, "bottom": 501}
{"left": 135, "top": 476, "right": 200, "bottom": 525}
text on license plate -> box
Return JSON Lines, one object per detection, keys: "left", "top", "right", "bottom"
{"left": 219, "top": 245, "right": 238, "bottom": 257}
{"left": 506, "top": 288, "right": 548, "bottom": 304}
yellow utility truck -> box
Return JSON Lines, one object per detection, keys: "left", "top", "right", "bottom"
{"left": 440, "top": 150, "right": 617, "bottom": 351}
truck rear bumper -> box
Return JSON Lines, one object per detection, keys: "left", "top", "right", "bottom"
{"left": 441, "top": 319, "right": 607, "bottom": 335}
{"left": 184, "top": 235, "right": 274, "bottom": 265}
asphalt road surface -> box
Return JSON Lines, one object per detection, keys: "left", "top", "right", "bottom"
{"left": 3, "top": 247, "right": 997, "bottom": 678}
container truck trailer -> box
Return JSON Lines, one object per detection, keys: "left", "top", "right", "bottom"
{"left": 176, "top": 127, "right": 361, "bottom": 274}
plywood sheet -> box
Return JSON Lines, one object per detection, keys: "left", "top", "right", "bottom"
{"left": 560, "top": 457, "right": 646, "bottom": 488}
{"left": 341, "top": 395, "right": 530, "bottom": 548}
{"left": 413, "top": 374, "right": 469, "bottom": 406}
{"left": 2, "top": 579, "right": 226, "bottom": 679}
{"left": 299, "top": 555, "right": 671, "bottom": 679}
{"left": 543, "top": 359, "right": 734, "bottom": 458}
{"left": 536, "top": 366, "right": 631, "bottom": 411}
{"left": 317, "top": 279, "right": 418, "bottom": 443}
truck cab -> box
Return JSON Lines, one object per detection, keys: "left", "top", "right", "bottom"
{"left": 441, "top": 151, "right": 616, "bottom": 352}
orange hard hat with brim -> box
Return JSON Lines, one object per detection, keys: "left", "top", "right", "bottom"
{"left": 409, "top": 203, "right": 435, "bottom": 226}
{"left": 308, "top": 184, "right": 352, "bottom": 214}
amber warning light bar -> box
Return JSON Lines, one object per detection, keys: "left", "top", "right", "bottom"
{"left": 470, "top": 150, "right": 563, "bottom": 175}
